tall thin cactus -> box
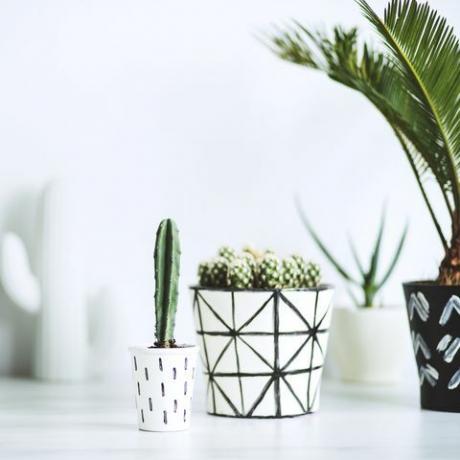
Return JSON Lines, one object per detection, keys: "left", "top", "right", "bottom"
{"left": 154, "top": 218, "right": 181, "bottom": 347}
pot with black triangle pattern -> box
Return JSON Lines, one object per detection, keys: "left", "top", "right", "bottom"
{"left": 191, "top": 246, "right": 334, "bottom": 418}
{"left": 191, "top": 286, "right": 334, "bottom": 418}
{"left": 404, "top": 282, "right": 460, "bottom": 413}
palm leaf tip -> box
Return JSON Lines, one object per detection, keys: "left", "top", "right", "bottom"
{"left": 357, "top": 0, "right": 460, "bottom": 213}
{"left": 267, "top": 24, "right": 320, "bottom": 68}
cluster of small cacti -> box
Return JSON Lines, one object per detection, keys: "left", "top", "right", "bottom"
{"left": 197, "top": 246, "right": 321, "bottom": 289}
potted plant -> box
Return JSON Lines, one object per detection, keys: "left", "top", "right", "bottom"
{"left": 267, "top": 0, "right": 460, "bottom": 411}
{"left": 191, "top": 246, "right": 333, "bottom": 418}
{"left": 129, "top": 219, "right": 197, "bottom": 431}
{"left": 297, "top": 203, "right": 408, "bottom": 383}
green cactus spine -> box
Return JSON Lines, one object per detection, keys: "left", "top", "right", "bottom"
{"left": 292, "top": 254, "right": 308, "bottom": 287}
{"left": 229, "top": 257, "right": 254, "bottom": 289}
{"left": 218, "top": 246, "right": 237, "bottom": 262}
{"left": 304, "top": 262, "right": 321, "bottom": 288}
{"left": 154, "top": 218, "right": 181, "bottom": 347}
{"left": 198, "top": 261, "right": 213, "bottom": 287}
{"left": 209, "top": 257, "right": 230, "bottom": 287}
{"left": 257, "top": 253, "right": 282, "bottom": 289}
{"left": 281, "top": 257, "right": 301, "bottom": 288}
{"left": 241, "top": 252, "right": 257, "bottom": 275}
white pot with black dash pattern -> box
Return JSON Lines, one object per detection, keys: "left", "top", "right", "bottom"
{"left": 129, "top": 345, "right": 198, "bottom": 431}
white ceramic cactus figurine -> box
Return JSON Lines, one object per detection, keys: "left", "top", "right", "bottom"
{"left": 0, "top": 180, "right": 88, "bottom": 381}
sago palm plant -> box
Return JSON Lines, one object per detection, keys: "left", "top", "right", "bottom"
{"left": 267, "top": 0, "right": 460, "bottom": 284}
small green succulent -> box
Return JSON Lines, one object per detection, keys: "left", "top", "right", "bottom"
{"left": 281, "top": 257, "right": 301, "bottom": 288}
{"left": 198, "top": 261, "right": 213, "bottom": 287}
{"left": 229, "top": 258, "right": 254, "bottom": 289}
{"left": 240, "top": 252, "right": 258, "bottom": 275}
{"left": 304, "top": 262, "right": 321, "bottom": 288}
{"left": 197, "top": 246, "right": 322, "bottom": 289}
{"left": 257, "top": 253, "right": 282, "bottom": 289}
{"left": 209, "top": 257, "right": 230, "bottom": 287}
{"left": 292, "top": 254, "right": 308, "bottom": 286}
{"left": 218, "top": 246, "right": 237, "bottom": 262}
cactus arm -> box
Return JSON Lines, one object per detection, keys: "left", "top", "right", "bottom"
{"left": 0, "top": 232, "right": 41, "bottom": 313}
{"left": 154, "top": 219, "right": 181, "bottom": 345}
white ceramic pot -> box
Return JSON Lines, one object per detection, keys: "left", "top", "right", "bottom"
{"left": 129, "top": 345, "right": 198, "bottom": 431}
{"left": 191, "top": 286, "right": 334, "bottom": 418}
{"left": 329, "top": 306, "right": 407, "bottom": 384}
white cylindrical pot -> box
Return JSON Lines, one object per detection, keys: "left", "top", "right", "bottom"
{"left": 329, "top": 306, "right": 407, "bottom": 384}
{"left": 191, "top": 287, "right": 334, "bottom": 418}
{"left": 129, "top": 345, "right": 198, "bottom": 431}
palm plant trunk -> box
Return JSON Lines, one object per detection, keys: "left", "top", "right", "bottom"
{"left": 439, "top": 216, "right": 460, "bottom": 285}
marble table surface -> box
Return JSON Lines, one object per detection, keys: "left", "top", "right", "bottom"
{"left": 0, "top": 377, "right": 459, "bottom": 459}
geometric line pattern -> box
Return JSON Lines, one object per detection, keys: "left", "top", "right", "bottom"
{"left": 192, "top": 287, "right": 333, "bottom": 418}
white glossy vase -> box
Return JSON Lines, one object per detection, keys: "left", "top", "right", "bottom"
{"left": 129, "top": 345, "right": 198, "bottom": 431}
{"left": 191, "top": 286, "right": 334, "bottom": 418}
{"left": 329, "top": 306, "right": 407, "bottom": 384}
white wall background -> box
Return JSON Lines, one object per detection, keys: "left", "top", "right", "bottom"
{"left": 0, "top": 0, "right": 458, "bottom": 378}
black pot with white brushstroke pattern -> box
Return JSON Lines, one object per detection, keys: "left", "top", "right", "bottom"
{"left": 403, "top": 282, "right": 460, "bottom": 412}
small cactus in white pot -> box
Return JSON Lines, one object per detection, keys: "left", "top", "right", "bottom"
{"left": 191, "top": 246, "right": 334, "bottom": 418}
{"left": 130, "top": 219, "right": 197, "bottom": 432}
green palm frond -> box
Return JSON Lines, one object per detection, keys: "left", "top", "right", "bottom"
{"left": 266, "top": 0, "right": 460, "bottom": 263}
{"left": 358, "top": 0, "right": 460, "bottom": 215}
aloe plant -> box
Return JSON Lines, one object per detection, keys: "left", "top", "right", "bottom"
{"left": 154, "top": 218, "right": 181, "bottom": 347}
{"left": 297, "top": 201, "right": 407, "bottom": 307}
{"left": 267, "top": 0, "right": 460, "bottom": 285}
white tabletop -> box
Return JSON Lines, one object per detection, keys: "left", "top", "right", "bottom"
{"left": 0, "top": 377, "right": 459, "bottom": 459}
